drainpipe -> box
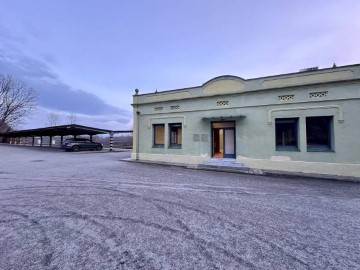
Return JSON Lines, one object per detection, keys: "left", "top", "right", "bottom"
{"left": 136, "top": 111, "right": 140, "bottom": 160}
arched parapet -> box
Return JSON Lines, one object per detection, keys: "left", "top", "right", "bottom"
{"left": 202, "top": 75, "right": 246, "bottom": 95}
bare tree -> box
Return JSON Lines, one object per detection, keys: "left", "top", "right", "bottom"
{"left": 0, "top": 74, "right": 37, "bottom": 129}
{"left": 67, "top": 113, "right": 77, "bottom": 124}
{"left": 47, "top": 112, "right": 60, "bottom": 126}
{"left": 0, "top": 120, "right": 11, "bottom": 133}
{"left": 0, "top": 120, "right": 12, "bottom": 143}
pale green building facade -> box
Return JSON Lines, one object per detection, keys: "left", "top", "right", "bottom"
{"left": 132, "top": 64, "right": 360, "bottom": 177}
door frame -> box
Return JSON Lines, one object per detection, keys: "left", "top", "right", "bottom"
{"left": 211, "top": 121, "right": 236, "bottom": 158}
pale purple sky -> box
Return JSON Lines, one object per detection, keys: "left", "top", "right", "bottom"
{"left": 1, "top": 0, "right": 359, "bottom": 130}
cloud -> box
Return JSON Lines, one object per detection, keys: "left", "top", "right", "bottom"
{"left": 0, "top": 24, "right": 24, "bottom": 43}
{"left": 26, "top": 106, "right": 132, "bottom": 130}
{"left": 0, "top": 26, "right": 131, "bottom": 129}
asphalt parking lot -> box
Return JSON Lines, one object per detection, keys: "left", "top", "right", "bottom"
{"left": 0, "top": 144, "right": 359, "bottom": 270}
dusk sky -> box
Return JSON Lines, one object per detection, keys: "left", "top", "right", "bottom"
{"left": 1, "top": 0, "right": 359, "bottom": 130}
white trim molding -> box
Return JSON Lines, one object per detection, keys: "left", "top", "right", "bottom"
{"left": 267, "top": 105, "right": 344, "bottom": 125}
{"left": 147, "top": 115, "right": 187, "bottom": 129}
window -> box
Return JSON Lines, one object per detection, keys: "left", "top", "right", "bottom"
{"left": 153, "top": 124, "right": 165, "bottom": 147}
{"left": 306, "top": 116, "right": 332, "bottom": 151}
{"left": 169, "top": 123, "right": 182, "bottom": 148}
{"left": 275, "top": 118, "right": 299, "bottom": 151}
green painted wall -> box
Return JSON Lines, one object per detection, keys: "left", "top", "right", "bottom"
{"left": 132, "top": 64, "right": 360, "bottom": 167}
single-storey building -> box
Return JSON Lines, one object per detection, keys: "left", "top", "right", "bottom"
{"left": 132, "top": 64, "right": 360, "bottom": 177}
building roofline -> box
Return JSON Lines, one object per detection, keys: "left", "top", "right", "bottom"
{"left": 202, "top": 75, "right": 245, "bottom": 87}
{"left": 131, "top": 78, "right": 360, "bottom": 106}
{"left": 246, "top": 63, "right": 360, "bottom": 81}
{"left": 135, "top": 63, "right": 360, "bottom": 96}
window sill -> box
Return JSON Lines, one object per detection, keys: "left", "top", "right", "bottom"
{"left": 307, "top": 148, "right": 334, "bottom": 152}
{"left": 169, "top": 144, "right": 182, "bottom": 149}
{"left": 153, "top": 145, "right": 164, "bottom": 148}
{"left": 276, "top": 147, "right": 300, "bottom": 152}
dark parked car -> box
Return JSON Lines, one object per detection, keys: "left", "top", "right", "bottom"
{"left": 61, "top": 138, "right": 103, "bottom": 152}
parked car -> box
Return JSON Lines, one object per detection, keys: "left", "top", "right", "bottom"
{"left": 61, "top": 138, "right": 103, "bottom": 152}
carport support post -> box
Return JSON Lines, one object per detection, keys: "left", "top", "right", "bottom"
{"left": 32, "top": 137, "right": 35, "bottom": 146}
{"left": 49, "top": 136, "right": 52, "bottom": 147}
{"left": 109, "top": 132, "right": 114, "bottom": 151}
{"left": 60, "top": 136, "right": 63, "bottom": 145}
{"left": 40, "top": 136, "right": 43, "bottom": 147}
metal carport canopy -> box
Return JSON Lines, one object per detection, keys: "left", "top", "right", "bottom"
{"left": 0, "top": 124, "right": 114, "bottom": 138}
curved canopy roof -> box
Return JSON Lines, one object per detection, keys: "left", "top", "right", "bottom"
{"left": 0, "top": 124, "right": 131, "bottom": 138}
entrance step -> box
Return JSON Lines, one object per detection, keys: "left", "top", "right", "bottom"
{"left": 201, "top": 158, "right": 246, "bottom": 167}
{"left": 198, "top": 158, "right": 264, "bottom": 175}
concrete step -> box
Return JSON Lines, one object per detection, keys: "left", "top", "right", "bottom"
{"left": 198, "top": 158, "right": 249, "bottom": 172}
{"left": 201, "top": 158, "right": 246, "bottom": 167}
{"left": 198, "top": 158, "right": 264, "bottom": 175}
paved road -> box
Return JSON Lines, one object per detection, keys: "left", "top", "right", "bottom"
{"left": 0, "top": 144, "right": 359, "bottom": 270}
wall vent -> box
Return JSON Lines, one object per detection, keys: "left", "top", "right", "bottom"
{"left": 154, "top": 106, "right": 163, "bottom": 112}
{"left": 278, "top": 95, "right": 294, "bottom": 101}
{"left": 217, "top": 101, "right": 229, "bottom": 107}
{"left": 170, "top": 105, "right": 180, "bottom": 111}
{"left": 309, "top": 91, "right": 327, "bottom": 98}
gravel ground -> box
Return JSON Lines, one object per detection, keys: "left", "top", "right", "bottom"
{"left": 0, "top": 144, "right": 359, "bottom": 270}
